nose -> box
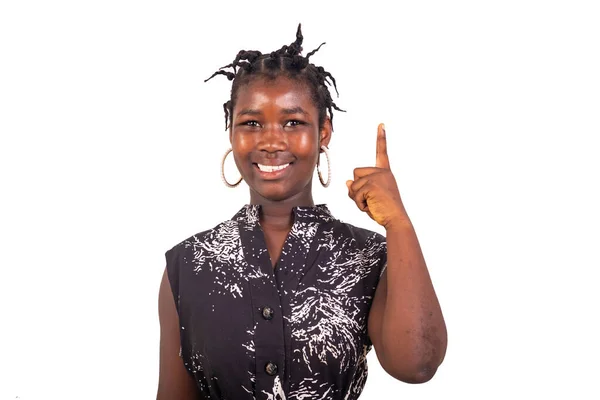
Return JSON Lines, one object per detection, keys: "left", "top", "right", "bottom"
{"left": 257, "top": 123, "right": 287, "bottom": 153}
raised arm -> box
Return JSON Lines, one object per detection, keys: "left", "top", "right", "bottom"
{"left": 346, "top": 123, "right": 447, "bottom": 383}
{"left": 157, "top": 268, "right": 200, "bottom": 399}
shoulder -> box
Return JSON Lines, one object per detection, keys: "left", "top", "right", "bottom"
{"left": 325, "top": 219, "right": 387, "bottom": 270}
{"left": 164, "top": 218, "right": 242, "bottom": 285}
{"left": 166, "top": 218, "right": 239, "bottom": 258}
{"left": 330, "top": 219, "right": 386, "bottom": 250}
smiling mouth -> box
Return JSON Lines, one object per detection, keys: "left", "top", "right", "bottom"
{"left": 256, "top": 163, "right": 290, "bottom": 173}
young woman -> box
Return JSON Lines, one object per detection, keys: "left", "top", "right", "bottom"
{"left": 157, "top": 24, "right": 447, "bottom": 400}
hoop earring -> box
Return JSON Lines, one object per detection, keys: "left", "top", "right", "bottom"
{"left": 317, "top": 145, "right": 331, "bottom": 188}
{"left": 221, "top": 148, "right": 243, "bottom": 188}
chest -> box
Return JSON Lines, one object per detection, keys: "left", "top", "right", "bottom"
{"left": 262, "top": 228, "right": 289, "bottom": 269}
{"left": 179, "top": 223, "right": 380, "bottom": 348}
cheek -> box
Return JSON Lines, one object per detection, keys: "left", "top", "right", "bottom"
{"left": 230, "top": 133, "right": 253, "bottom": 173}
{"left": 231, "top": 133, "right": 253, "bottom": 155}
{"left": 295, "top": 133, "right": 319, "bottom": 159}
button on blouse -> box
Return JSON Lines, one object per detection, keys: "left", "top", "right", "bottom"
{"left": 262, "top": 306, "right": 275, "bottom": 320}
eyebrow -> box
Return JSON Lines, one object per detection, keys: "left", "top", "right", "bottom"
{"left": 236, "top": 107, "right": 308, "bottom": 117}
{"left": 281, "top": 107, "right": 308, "bottom": 115}
{"left": 237, "top": 109, "right": 262, "bottom": 117}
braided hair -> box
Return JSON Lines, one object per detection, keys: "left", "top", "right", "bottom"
{"left": 205, "top": 24, "right": 344, "bottom": 131}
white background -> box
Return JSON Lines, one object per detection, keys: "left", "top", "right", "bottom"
{"left": 1, "top": 1, "right": 599, "bottom": 399}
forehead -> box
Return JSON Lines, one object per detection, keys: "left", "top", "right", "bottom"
{"left": 233, "top": 76, "right": 316, "bottom": 113}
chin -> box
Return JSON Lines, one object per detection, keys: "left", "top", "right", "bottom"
{"left": 259, "top": 190, "right": 293, "bottom": 202}
{"left": 252, "top": 185, "right": 301, "bottom": 203}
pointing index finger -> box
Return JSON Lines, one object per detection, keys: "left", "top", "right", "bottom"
{"left": 376, "top": 123, "right": 390, "bottom": 169}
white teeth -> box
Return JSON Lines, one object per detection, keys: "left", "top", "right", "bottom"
{"left": 257, "top": 163, "right": 289, "bottom": 173}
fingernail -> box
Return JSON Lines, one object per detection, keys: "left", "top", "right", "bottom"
{"left": 381, "top": 123, "right": 386, "bottom": 136}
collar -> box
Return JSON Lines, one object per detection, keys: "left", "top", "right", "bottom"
{"left": 232, "top": 204, "right": 335, "bottom": 228}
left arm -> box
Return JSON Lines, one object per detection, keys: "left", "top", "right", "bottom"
{"left": 346, "top": 123, "right": 447, "bottom": 383}
{"left": 368, "top": 221, "right": 447, "bottom": 383}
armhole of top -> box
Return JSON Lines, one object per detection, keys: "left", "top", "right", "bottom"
{"left": 379, "top": 262, "right": 387, "bottom": 279}
{"left": 165, "top": 246, "right": 184, "bottom": 359}
{"left": 164, "top": 246, "right": 181, "bottom": 316}
{"left": 379, "top": 236, "right": 388, "bottom": 279}
{"left": 367, "top": 234, "right": 387, "bottom": 349}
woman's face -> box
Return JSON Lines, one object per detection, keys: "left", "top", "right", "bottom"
{"left": 230, "top": 76, "right": 331, "bottom": 203}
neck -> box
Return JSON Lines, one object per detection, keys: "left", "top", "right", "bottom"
{"left": 249, "top": 188, "right": 315, "bottom": 230}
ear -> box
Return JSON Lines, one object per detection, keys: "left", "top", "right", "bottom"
{"left": 319, "top": 117, "right": 333, "bottom": 150}
{"left": 229, "top": 126, "right": 233, "bottom": 145}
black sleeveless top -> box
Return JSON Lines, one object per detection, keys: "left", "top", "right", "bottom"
{"left": 165, "top": 204, "right": 387, "bottom": 400}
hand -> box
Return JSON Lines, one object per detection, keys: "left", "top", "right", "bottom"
{"left": 346, "top": 123, "right": 410, "bottom": 230}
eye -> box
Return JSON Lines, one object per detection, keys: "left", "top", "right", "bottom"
{"left": 242, "top": 120, "right": 260, "bottom": 127}
{"left": 284, "top": 120, "right": 304, "bottom": 127}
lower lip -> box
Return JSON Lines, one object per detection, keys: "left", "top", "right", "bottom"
{"left": 254, "top": 164, "right": 291, "bottom": 179}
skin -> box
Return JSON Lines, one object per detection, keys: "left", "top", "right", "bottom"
{"left": 228, "top": 77, "right": 331, "bottom": 265}
{"left": 347, "top": 124, "right": 447, "bottom": 383}
{"left": 157, "top": 269, "right": 202, "bottom": 399}
{"left": 157, "top": 76, "right": 446, "bottom": 398}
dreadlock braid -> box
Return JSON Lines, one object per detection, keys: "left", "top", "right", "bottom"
{"left": 205, "top": 23, "right": 344, "bottom": 131}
